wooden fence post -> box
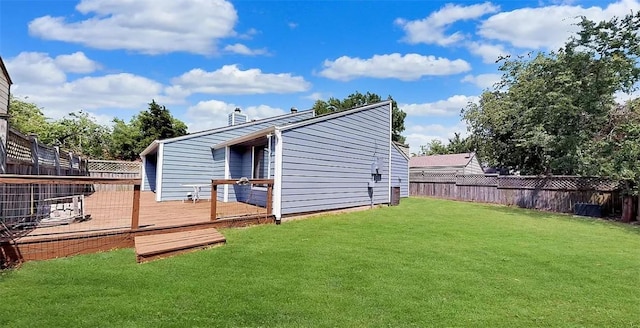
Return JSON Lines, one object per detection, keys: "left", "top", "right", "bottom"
{"left": 28, "top": 134, "right": 39, "bottom": 175}
{"left": 131, "top": 183, "right": 141, "bottom": 230}
{"left": 210, "top": 182, "right": 217, "bottom": 221}
{"left": 267, "top": 183, "right": 273, "bottom": 216}
{"left": 53, "top": 146, "right": 61, "bottom": 176}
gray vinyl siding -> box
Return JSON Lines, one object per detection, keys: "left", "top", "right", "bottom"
{"left": 143, "top": 153, "right": 157, "bottom": 191}
{"left": 464, "top": 157, "right": 484, "bottom": 174}
{"left": 280, "top": 103, "right": 391, "bottom": 215}
{"left": 159, "top": 111, "right": 313, "bottom": 201}
{"left": 0, "top": 71, "right": 8, "bottom": 115}
{"left": 390, "top": 143, "right": 409, "bottom": 197}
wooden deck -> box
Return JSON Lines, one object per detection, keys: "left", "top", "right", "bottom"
{"left": 135, "top": 228, "right": 226, "bottom": 263}
{"left": 1, "top": 191, "right": 272, "bottom": 263}
{"left": 15, "top": 191, "right": 267, "bottom": 241}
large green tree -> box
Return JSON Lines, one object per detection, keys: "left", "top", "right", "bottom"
{"left": 8, "top": 95, "right": 52, "bottom": 141}
{"left": 109, "top": 100, "right": 187, "bottom": 160}
{"left": 8, "top": 96, "right": 109, "bottom": 157}
{"left": 311, "top": 91, "right": 407, "bottom": 143}
{"left": 463, "top": 13, "right": 640, "bottom": 178}
{"left": 8, "top": 97, "right": 188, "bottom": 161}
{"left": 51, "top": 111, "right": 111, "bottom": 158}
{"left": 583, "top": 99, "right": 640, "bottom": 194}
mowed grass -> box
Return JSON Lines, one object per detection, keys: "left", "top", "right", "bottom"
{"left": 2, "top": 198, "right": 640, "bottom": 327}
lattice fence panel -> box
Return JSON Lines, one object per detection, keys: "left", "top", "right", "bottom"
{"left": 88, "top": 160, "right": 141, "bottom": 173}
{"left": 456, "top": 174, "right": 498, "bottom": 186}
{"left": 6, "top": 129, "right": 32, "bottom": 163}
{"left": 410, "top": 172, "right": 456, "bottom": 183}
{"left": 497, "top": 176, "right": 621, "bottom": 191}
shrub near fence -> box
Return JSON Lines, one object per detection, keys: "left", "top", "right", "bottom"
{"left": 410, "top": 173, "right": 622, "bottom": 215}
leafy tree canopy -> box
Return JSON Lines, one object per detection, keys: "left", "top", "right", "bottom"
{"left": 415, "top": 133, "right": 475, "bottom": 156}
{"left": 462, "top": 12, "right": 640, "bottom": 187}
{"left": 311, "top": 91, "right": 407, "bottom": 143}
{"left": 7, "top": 97, "right": 188, "bottom": 161}
{"left": 109, "top": 100, "right": 188, "bottom": 161}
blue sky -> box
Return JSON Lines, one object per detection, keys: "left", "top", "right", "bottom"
{"left": 1, "top": 0, "right": 639, "bottom": 154}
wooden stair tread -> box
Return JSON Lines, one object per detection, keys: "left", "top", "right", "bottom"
{"left": 135, "top": 228, "right": 225, "bottom": 258}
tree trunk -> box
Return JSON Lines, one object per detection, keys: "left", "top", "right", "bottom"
{"left": 621, "top": 196, "right": 634, "bottom": 222}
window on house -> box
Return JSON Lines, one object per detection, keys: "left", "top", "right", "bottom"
{"left": 252, "top": 145, "right": 267, "bottom": 183}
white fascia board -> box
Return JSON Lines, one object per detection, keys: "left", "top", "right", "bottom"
{"left": 391, "top": 142, "right": 410, "bottom": 161}
{"left": 155, "top": 143, "right": 164, "bottom": 202}
{"left": 388, "top": 101, "right": 392, "bottom": 204}
{"left": 224, "top": 146, "right": 229, "bottom": 202}
{"left": 140, "top": 156, "right": 147, "bottom": 191}
{"left": 140, "top": 140, "right": 159, "bottom": 157}
{"left": 273, "top": 129, "right": 283, "bottom": 220}
{"left": 211, "top": 126, "right": 276, "bottom": 150}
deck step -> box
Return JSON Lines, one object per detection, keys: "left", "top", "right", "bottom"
{"left": 135, "top": 228, "right": 226, "bottom": 262}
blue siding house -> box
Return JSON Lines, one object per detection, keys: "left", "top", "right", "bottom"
{"left": 140, "top": 109, "right": 315, "bottom": 201}
{"left": 141, "top": 101, "right": 409, "bottom": 220}
{"left": 212, "top": 101, "right": 408, "bottom": 219}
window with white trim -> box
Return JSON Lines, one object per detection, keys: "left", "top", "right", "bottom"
{"left": 252, "top": 145, "right": 267, "bottom": 184}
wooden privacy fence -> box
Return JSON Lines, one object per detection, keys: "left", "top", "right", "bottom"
{"left": 88, "top": 160, "right": 141, "bottom": 191}
{"left": 410, "top": 173, "right": 622, "bottom": 215}
{"left": 4, "top": 128, "right": 88, "bottom": 175}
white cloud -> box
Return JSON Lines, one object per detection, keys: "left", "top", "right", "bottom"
{"left": 396, "top": 2, "right": 500, "bottom": 46}
{"left": 288, "top": 22, "right": 298, "bottom": 29}
{"left": 184, "top": 100, "right": 284, "bottom": 132}
{"left": 223, "top": 43, "right": 269, "bottom": 56}
{"left": 479, "top": 0, "right": 640, "bottom": 50}
{"left": 400, "top": 95, "right": 479, "bottom": 116}
{"left": 461, "top": 73, "right": 502, "bottom": 90}
{"left": 6, "top": 52, "right": 67, "bottom": 85}
{"left": 466, "top": 42, "right": 509, "bottom": 64}
{"left": 28, "top": 0, "right": 238, "bottom": 55}
{"left": 53, "top": 52, "right": 100, "bottom": 73}
{"left": 319, "top": 53, "right": 471, "bottom": 81}
{"left": 405, "top": 122, "right": 469, "bottom": 155}
{"left": 172, "top": 64, "right": 311, "bottom": 95}
{"left": 6, "top": 51, "right": 172, "bottom": 120}
{"left": 304, "top": 92, "right": 325, "bottom": 101}
{"left": 6, "top": 52, "right": 100, "bottom": 86}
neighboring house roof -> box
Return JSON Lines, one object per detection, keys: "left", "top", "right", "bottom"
{"left": 409, "top": 152, "right": 476, "bottom": 168}
{"left": 140, "top": 109, "right": 314, "bottom": 156}
{"left": 0, "top": 56, "right": 12, "bottom": 85}
{"left": 212, "top": 101, "right": 392, "bottom": 150}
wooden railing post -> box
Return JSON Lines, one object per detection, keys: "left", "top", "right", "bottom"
{"left": 28, "top": 134, "right": 39, "bottom": 175}
{"left": 131, "top": 183, "right": 141, "bottom": 230}
{"left": 266, "top": 183, "right": 273, "bottom": 216}
{"left": 210, "top": 182, "right": 217, "bottom": 221}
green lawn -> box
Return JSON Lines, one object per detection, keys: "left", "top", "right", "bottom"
{"left": 2, "top": 198, "right": 640, "bottom": 327}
